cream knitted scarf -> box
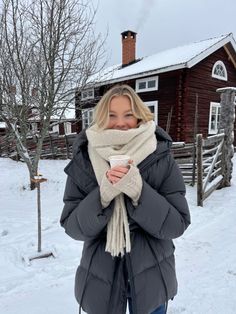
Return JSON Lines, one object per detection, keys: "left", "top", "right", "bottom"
{"left": 86, "top": 121, "right": 157, "bottom": 257}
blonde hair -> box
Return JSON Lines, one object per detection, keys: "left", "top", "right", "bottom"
{"left": 91, "top": 84, "right": 154, "bottom": 129}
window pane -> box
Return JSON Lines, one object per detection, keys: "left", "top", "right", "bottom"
{"left": 148, "top": 80, "right": 156, "bottom": 88}
{"left": 138, "top": 82, "right": 146, "bottom": 89}
{"left": 214, "top": 64, "right": 226, "bottom": 78}
{"left": 217, "top": 108, "right": 221, "bottom": 126}
{"left": 211, "top": 115, "right": 216, "bottom": 131}
{"left": 211, "top": 107, "right": 216, "bottom": 114}
{"left": 148, "top": 105, "right": 155, "bottom": 113}
{"left": 82, "top": 109, "right": 93, "bottom": 128}
{"left": 52, "top": 124, "right": 59, "bottom": 133}
{"left": 210, "top": 104, "right": 221, "bottom": 133}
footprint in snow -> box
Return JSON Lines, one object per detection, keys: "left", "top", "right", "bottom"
{"left": 1, "top": 230, "right": 9, "bottom": 236}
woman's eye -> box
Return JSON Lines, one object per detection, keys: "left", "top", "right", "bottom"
{"left": 125, "top": 114, "right": 133, "bottom": 117}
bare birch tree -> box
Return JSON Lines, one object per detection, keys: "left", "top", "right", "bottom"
{"left": 0, "top": 0, "right": 106, "bottom": 188}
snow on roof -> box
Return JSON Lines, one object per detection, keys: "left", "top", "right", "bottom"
{"left": 0, "top": 122, "right": 6, "bottom": 128}
{"left": 89, "top": 33, "right": 236, "bottom": 85}
{"left": 28, "top": 107, "right": 75, "bottom": 121}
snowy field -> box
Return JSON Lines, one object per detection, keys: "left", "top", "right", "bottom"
{"left": 0, "top": 156, "right": 236, "bottom": 314}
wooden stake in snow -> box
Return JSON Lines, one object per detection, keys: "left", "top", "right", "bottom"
{"left": 31, "top": 174, "right": 47, "bottom": 253}
{"left": 22, "top": 174, "right": 56, "bottom": 265}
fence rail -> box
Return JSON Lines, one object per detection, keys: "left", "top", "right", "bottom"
{"left": 0, "top": 132, "right": 76, "bottom": 160}
{"left": 196, "top": 132, "right": 225, "bottom": 206}
{"left": 171, "top": 142, "right": 195, "bottom": 184}
{"left": 0, "top": 131, "right": 226, "bottom": 206}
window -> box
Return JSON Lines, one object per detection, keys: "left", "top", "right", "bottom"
{"left": 64, "top": 122, "right": 72, "bottom": 134}
{"left": 31, "top": 123, "right": 38, "bottom": 132}
{"left": 0, "top": 122, "right": 6, "bottom": 128}
{"left": 82, "top": 108, "right": 94, "bottom": 129}
{"left": 31, "top": 108, "right": 39, "bottom": 115}
{"left": 208, "top": 102, "right": 221, "bottom": 134}
{"left": 144, "top": 101, "right": 158, "bottom": 125}
{"left": 81, "top": 88, "right": 94, "bottom": 100}
{"left": 212, "top": 61, "right": 228, "bottom": 81}
{"left": 52, "top": 124, "right": 59, "bottom": 133}
{"left": 136, "top": 76, "right": 159, "bottom": 92}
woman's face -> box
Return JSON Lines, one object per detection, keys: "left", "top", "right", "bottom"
{"left": 106, "top": 95, "right": 138, "bottom": 130}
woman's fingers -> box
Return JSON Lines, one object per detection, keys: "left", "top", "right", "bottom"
{"left": 110, "top": 169, "right": 128, "bottom": 178}
{"left": 110, "top": 166, "right": 129, "bottom": 174}
{"left": 107, "top": 166, "right": 129, "bottom": 184}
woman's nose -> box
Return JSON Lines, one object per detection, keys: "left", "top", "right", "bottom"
{"left": 115, "top": 118, "right": 126, "bottom": 127}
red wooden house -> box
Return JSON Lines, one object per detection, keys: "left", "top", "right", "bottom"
{"left": 77, "top": 31, "right": 236, "bottom": 144}
{"left": 0, "top": 108, "right": 77, "bottom": 137}
{"left": 27, "top": 107, "right": 77, "bottom": 136}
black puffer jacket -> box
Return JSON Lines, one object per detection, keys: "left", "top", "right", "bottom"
{"left": 60, "top": 126, "right": 191, "bottom": 314}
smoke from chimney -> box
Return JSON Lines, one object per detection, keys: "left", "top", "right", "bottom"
{"left": 135, "top": 0, "right": 156, "bottom": 31}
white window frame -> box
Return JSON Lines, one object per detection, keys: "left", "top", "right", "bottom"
{"left": 31, "top": 122, "right": 38, "bottom": 132}
{"left": 82, "top": 108, "right": 94, "bottom": 129}
{"left": 0, "top": 122, "right": 6, "bottom": 128}
{"left": 81, "top": 88, "right": 94, "bottom": 100}
{"left": 52, "top": 124, "right": 59, "bottom": 133}
{"left": 144, "top": 101, "right": 158, "bottom": 125}
{"left": 135, "top": 76, "right": 159, "bottom": 93}
{"left": 31, "top": 108, "right": 39, "bottom": 115}
{"left": 64, "top": 122, "right": 72, "bottom": 134}
{"left": 212, "top": 61, "right": 228, "bottom": 81}
{"left": 208, "top": 102, "right": 221, "bottom": 134}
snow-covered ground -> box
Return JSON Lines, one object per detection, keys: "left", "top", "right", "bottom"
{"left": 0, "top": 156, "right": 235, "bottom": 314}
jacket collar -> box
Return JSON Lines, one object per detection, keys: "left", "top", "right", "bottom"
{"left": 65, "top": 126, "right": 172, "bottom": 192}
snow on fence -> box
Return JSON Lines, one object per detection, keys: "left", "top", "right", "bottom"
{"left": 27, "top": 133, "right": 76, "bottom": 159}
{"left": 0, "top": 131, "right": 228, "bottom": 206}
{"left": 171, "top": 142, "right": 195, "bottom": 184}
{"left": 0, "top": 132, "right": 76, "bottom": 160}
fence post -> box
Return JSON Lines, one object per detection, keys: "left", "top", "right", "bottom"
{"left": 49, "top": 133, "right": 55, "bottom": 159}
{"left": 216, "top": 87, "right": 236, "bottom": 187}
{"left": 64, "top": 134, "right": 70, "bottom": 159}
{"left": 191, "top": 93, "right": 199, "bottom": 186}
{"left": 197, "top": 134, "right": 203, "bottom": 206}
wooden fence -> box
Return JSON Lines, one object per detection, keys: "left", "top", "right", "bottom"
{"left": 171, "top": 133, "right": 225, "bottom": 206}
{"left": 0, "top": 131, "right": 226, "bottom": 206}
{"left": 171, "top": 142, "right": 195, "bottom": 184}
{"left": 0, "top": 132, "right": 76, "bottom": 160}
{"left": 196, "top": 132, "right": 225, "bottom": 206}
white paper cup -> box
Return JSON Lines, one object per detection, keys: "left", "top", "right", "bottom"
{"left": 108, "top": 155, "right": 130, "bottom": 168}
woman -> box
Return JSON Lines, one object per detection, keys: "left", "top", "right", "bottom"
{"left": 60, "top": 84, "right": 190, "bottom": 314}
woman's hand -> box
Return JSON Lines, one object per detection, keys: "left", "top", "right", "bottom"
{"left": 106, "top": 160, "right": 133, "bottom": 184}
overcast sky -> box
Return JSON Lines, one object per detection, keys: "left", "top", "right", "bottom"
{"left": 92, "top": 0, "right": 236, "bottom": 66}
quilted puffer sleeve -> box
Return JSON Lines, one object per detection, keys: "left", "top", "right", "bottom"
{"left": 126, "top": 155, "right": 191, "bottom": 240}
{"left": 60, "top": 176, "right": 115, "bottom": 241}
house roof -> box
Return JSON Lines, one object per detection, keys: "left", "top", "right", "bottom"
{"left": 89, "top": 33, "right": 236, "bottom": 85}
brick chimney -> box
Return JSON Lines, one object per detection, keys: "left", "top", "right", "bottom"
{"left": 121, "top": 30, "right": 137, "bottom": 67}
